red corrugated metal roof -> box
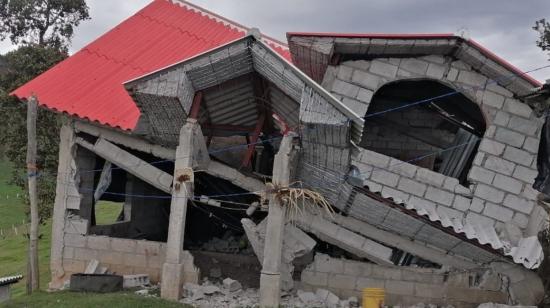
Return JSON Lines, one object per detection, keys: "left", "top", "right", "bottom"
{"left": 287, "top": 32, "right": 542, "bottom": 87}
{"left": 12, "top": 0, "right": 290, "bottom": 130}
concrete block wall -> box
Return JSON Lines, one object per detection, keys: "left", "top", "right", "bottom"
{"left": 324, "top": 55, "right": 544, "bottom": 230}
{"left": 62, "top": 233, "right": 166, "bottom": 283}
{"left": 299, "top": 253, "right": 508, "bottom": 307}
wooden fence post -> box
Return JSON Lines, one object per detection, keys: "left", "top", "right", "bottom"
{"left": 26, "top": 96, "right": 39, "bottom": 293}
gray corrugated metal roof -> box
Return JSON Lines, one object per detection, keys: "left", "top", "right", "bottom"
{"left": 358, "top": 184, "right": 543, "bottom": 269}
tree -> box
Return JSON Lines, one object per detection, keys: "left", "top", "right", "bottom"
{"left": 0, "top": 0, "right": 90, "bottom": 48}
{"left": 534, "top": 18, "right": 550, "bottom": 55}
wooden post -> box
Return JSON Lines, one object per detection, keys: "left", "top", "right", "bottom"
{"left": 26, "top": 96, "right": 39, "bottom": 293}
{"left": 259, "top": 134, "right": 294, "bottom": 307}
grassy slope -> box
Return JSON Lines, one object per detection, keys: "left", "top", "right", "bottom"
{"left": 0, "top": 159, "right": 26, "bottom": 230}
{"left": 2, "top": 291, "right": 186, "bottom": 308}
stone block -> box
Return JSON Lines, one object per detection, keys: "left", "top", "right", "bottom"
{"left": 508, "top": 116, "right": 539, "bottom": 136}
{"left": 468, "top": 166, "right": 495, "bottom": 184}
{"left": 457, "top": 70, "right": 487, "bottom": 86}
{"left": 512, "top": 165, "right": 537, "bottom": 184}
{"left": 397, "top": 178, "right": 427, "bottom": 196}
{"left": 484, "top": 156, "right": 515, "bottom": 176}
{"left": 474, "top": 184, "right": 505, "bottom": 203}
{"left": 494, "top": 127, "right": 525, "bottom": 147}
{"left": 483, "top": 202, "right": 514, "bottom": 222}
{"left": 482, "top": 91, "right": 505, "bottom": 109}
{"left": 87, "top": 236, "right": 110, "bottom": 250}
{"left": 493, "top": 111, "right": 510, "bottom": 126}
{"left": 503, "top": 146, "right": 533, "bottom": 167}
{"left": 492, "top": 174, "right": 523, "bottom": 194}
{"left": 523, "top": 137, "right": 539, "bottom": 154}
{"left": 332, "top": 79, "right": 360, "bottom": 98}
{"left": 369, "top": 60, "right": 398, "bottom": 78}
{"left": 328, "top": 274, "right": 357, "bottom": 290}
{"left": 453, "top": 195, "right": 471, "bottom": 211}
{"left": 415, "top": 168, "right": 445, "bottom": 187}
{"left": 355, "top": 277, "right": 385, "bottom": 290}
{"left": 64, "top": 233, "right": 86, "bottom": 248}
{"left": 385, "top": 280, "right": 415, "bottom": 296}
{"left": 479, "top": 139, "right": 505, "bottom": 155}
{"left": 111, "top": 238, "right": 136, "bottom": 252}
{"left": 351, "top": 69, "right": 382, "bottom": 90}
{"left": 503, "top": 194, "right": 533, "bottom": 214}
{"left": 301, "top": 270, "right": 329, "bottom": 287}
{"left": 371, "top": 169, "right": 400, "bottom": 188}
{"left": 426, "top": 63, "right": 446, "bottom": 79}
{"left": 400, "top": 58, "right": 429, "bottom": 75}
{"left": 425, "top": 187, "right": 454, "bottom": 206}
{"left": 503, "top": 98, "right": 532, "bottom": 118}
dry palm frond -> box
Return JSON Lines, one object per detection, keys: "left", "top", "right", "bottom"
{"left": 273, "top": 181, "right": 335, "bottom": 223}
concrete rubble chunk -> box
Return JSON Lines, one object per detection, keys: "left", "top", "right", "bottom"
{"left": 123, "top": 274, "right": 150, "bottom": 289}
{"left": 84, "top": 259, "right": 99, "bottom": 274}
{"left": 315, "top": 288, "right": 340, "bottom": 306}
{"left": 202, "top": 285, "right": 220, "bottom": 295}
{"left": 297, "top": 290, "right": 318, "bottom": 304}
{"left": 222, "top": 278, "right": 242, "bottom": 292}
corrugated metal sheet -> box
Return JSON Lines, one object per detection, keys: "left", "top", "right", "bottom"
{"left": 352, "top": 184, "right": 543, "bottom": 269}
{"left": 11, "top": 0, "right": 290, "bottom": 130}
{"left": 0, "top": 275, "right": 22, "bottom": 287}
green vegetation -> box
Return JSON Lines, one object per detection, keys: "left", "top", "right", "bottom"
{"left": 0, "top": 159, "right": 25, "bottom": 230}
{"left": 95, "top": 201, "right": 123, "bottom": 225}
{"left": 1, "top": 291, "right": 186, "bottom": 308}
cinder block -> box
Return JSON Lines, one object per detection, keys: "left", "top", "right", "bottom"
{"left": 523, "top": 137, "right": 539, "bottom": 154}
{"left": 512, "top": 212, "right": 529, "bottom": 228}
{"left": 474, "top": 184, "right": 505, "bottom": 203}
{"left": 64, "top": 233, "right": 86, "bottom": 248}
{"left": 337, "top": 65, "right": 354, "bottom": 81}
{"left": 452, "top": 195, "right": 471, "bottom": 211}
{"left": 457, "top": 70, "right": 487, "bottom": 86}
{"left": 503, "top": 98, "right": 532, "bottom": 118}
{"left": 437, "top": 206, "right": 464, "bottom": 220}
{"left": 385, "top": 280, "right": 415, "bottom": 296}
{"left": 494, "top": 127, "right": 525, "bottom": 148}
{"left": 503, "top": 146, "right": 533, "bottom": 167}
{"left": 314, "top": 254, "right": 344, "bottom": 273}
{"left": 492, "top": 174, "right": 523, "bottom": 194}
{"left": 342, "top": 97, "right": 368, "bottom": 115}
{"left": 483, "top": 156, "right": 515, "bottom": 176}
{"left": 371, "top": 169, "right": 400, "bottom": 187}
{"left": 426, "top": 63, "right": 446, "bottom": 79}
{"left": 415, "top": 168, "right": 445, "bottom": 187}
{"left": 388, "top": 159, "right": 417, "bottom": 177}
{"left": 482, "top": 91, "right": 505, "bottom": 109}
{"left": 359, "top": 150, "right": 390, "bottom": 168}
{"left": 65, "top": 218, "right": 88, "bottom": 235}
{"left": 483, "top": 202, "right": 514, "bottom": 222}
{"left": 332, "top": 79, "right": 360, "bottom": 98}
{"left": 479, "top": 139, "right": 505, "bottom": 156}
{"left": 356, "top": 88, "right": 374, "bottom": 104}
{"left": 111, "top": 238, "right": 137, "bottom": 253}
{"left": 97, "top": 250, "right": 124, "bottom": 265}
{"left": 301, "top": 270, "right": 329, "bottom": 287}
{"left": 372, "top": 265, "right": 401, "bottom": 280}
{"left": 124, "top": 253, "right": 147, "bottom": 268}
{"left": 136, "top": 240, "right": 163, "bottom": 255}
{"left": 466, "top": 212, "right": 495, "bottom": 226}
{"left": 408, "top": 196, "right": 436, "bottom": 212}
{"left": 63, "top": 247, "right": 75, "bottom": 259}
{"left": 343, "top": 260, "right": 372, "bottom": 276}
{"left": 397, "top": 178, "right": 427, "bottom": 197}
{"left": 508, "top": 116, "right": 538, "bottom": 136}
{"left": 87, "top": 236, "right": 110, "bottom": 250}
{"left": 74, "top": 248, "right": 98, "bottom": 261}
{"left": 468, "top": 166, "right": 495, "bottom": 184}
{"left": 469, "top": 198, "right": 485, "bottom": 213}
{"left": 446, "top": 68, "right": 459, "bottom": 81}
{"left": 493, "top": 111, "right": 510, "bottom": 126}
{"left": 370, "top": 59, "right": 399, "bottom": 78}
{"left": 381, "top": 186, "right": 410, "bottom": 203}
{"left": 503, "top": 194, "right": 533, "bottom": 214}
{"left": 421, "top": 55, "right": 446, "bottom": 64}
{"left": 351, "top": 69, "right": 381, "bottom": 90}
{"left": 355, "top": 277, "right": 385, "bottom": 290}
{"left": 414, "top": 283, "right": 445, "bottom": 298}
{"left": 425, "top": 187, "right": 454, "bottom": 206}
{"left": 400, "top": 58, "right": 429, "bottom": 75}
{"left": 343, "top": 60, "right": 371, "bottom": 71}
{"left": 328, "top": 274, "right": 357, "bottom": 290}
{"left": 512, "top": 165, "right": 537, "bottom": 184}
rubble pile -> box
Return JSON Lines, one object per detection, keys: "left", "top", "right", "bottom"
{"left": 176, "top": 277, "right": 359, "bottom": 307}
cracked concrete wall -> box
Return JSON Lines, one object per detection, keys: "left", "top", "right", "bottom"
{"left": 325, "top": 55, "right": 545, "bottom": 231}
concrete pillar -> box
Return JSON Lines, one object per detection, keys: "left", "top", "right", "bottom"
{"left": 123, "top": 175, "right": 134, "bottom": 221}
{"left": 160, "top": 119, "right": 198, "bottom": 300}
{"left": 49, "top": 123, "right": 79, "bottom": 289}
{"left": 259, "top": 135, "right": 294, "bottom": 307}
{"left": 76, "top": 147, "right": 96, "bottom": 224}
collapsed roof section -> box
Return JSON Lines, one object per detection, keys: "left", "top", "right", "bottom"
{"left": 11, "top": 0, "right": 290, "bottom": 131}
{"left": 124, "top": 34, "right": 364, "bottom": 147}
{"left": 287, "top": 33, "right": 541, "bottom": 98}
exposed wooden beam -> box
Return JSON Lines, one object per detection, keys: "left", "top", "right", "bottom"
{"left": 202, "top": 124, "right": 256, "bottom": 132}
{"left": 241, "top": 113, "right": 266, "bottom": 168}
{"left": 189, "top": 91, "right": 203, "bottom": 120}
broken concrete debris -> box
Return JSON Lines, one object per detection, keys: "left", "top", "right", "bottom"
{"left": 222, "top": 278, "right": 242, "bottom": 292}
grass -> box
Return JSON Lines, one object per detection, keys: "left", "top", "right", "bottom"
{"left": 0, "top": 159, "right": 26, "bottom": 230}
{"left": 1, "top": 291, "right": 187, "bottom": 308}
{"left": 95, "top": 201, "right": 123, "bottom": 225}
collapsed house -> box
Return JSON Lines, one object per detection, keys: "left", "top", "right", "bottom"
{"left": 10, "top": 0, "right": 549, "bottom": 306}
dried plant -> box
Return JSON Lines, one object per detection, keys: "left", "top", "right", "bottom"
{"left": 272, "top": 182, "right": 335, "bottom": 223}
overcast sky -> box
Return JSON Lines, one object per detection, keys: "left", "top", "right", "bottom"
{"left": 1, "top": 0, "right": 549, "bottom": 82}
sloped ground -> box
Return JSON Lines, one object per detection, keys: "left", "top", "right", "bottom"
{"left": 0, "top": 159, "right": 26, "bottom": 230}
